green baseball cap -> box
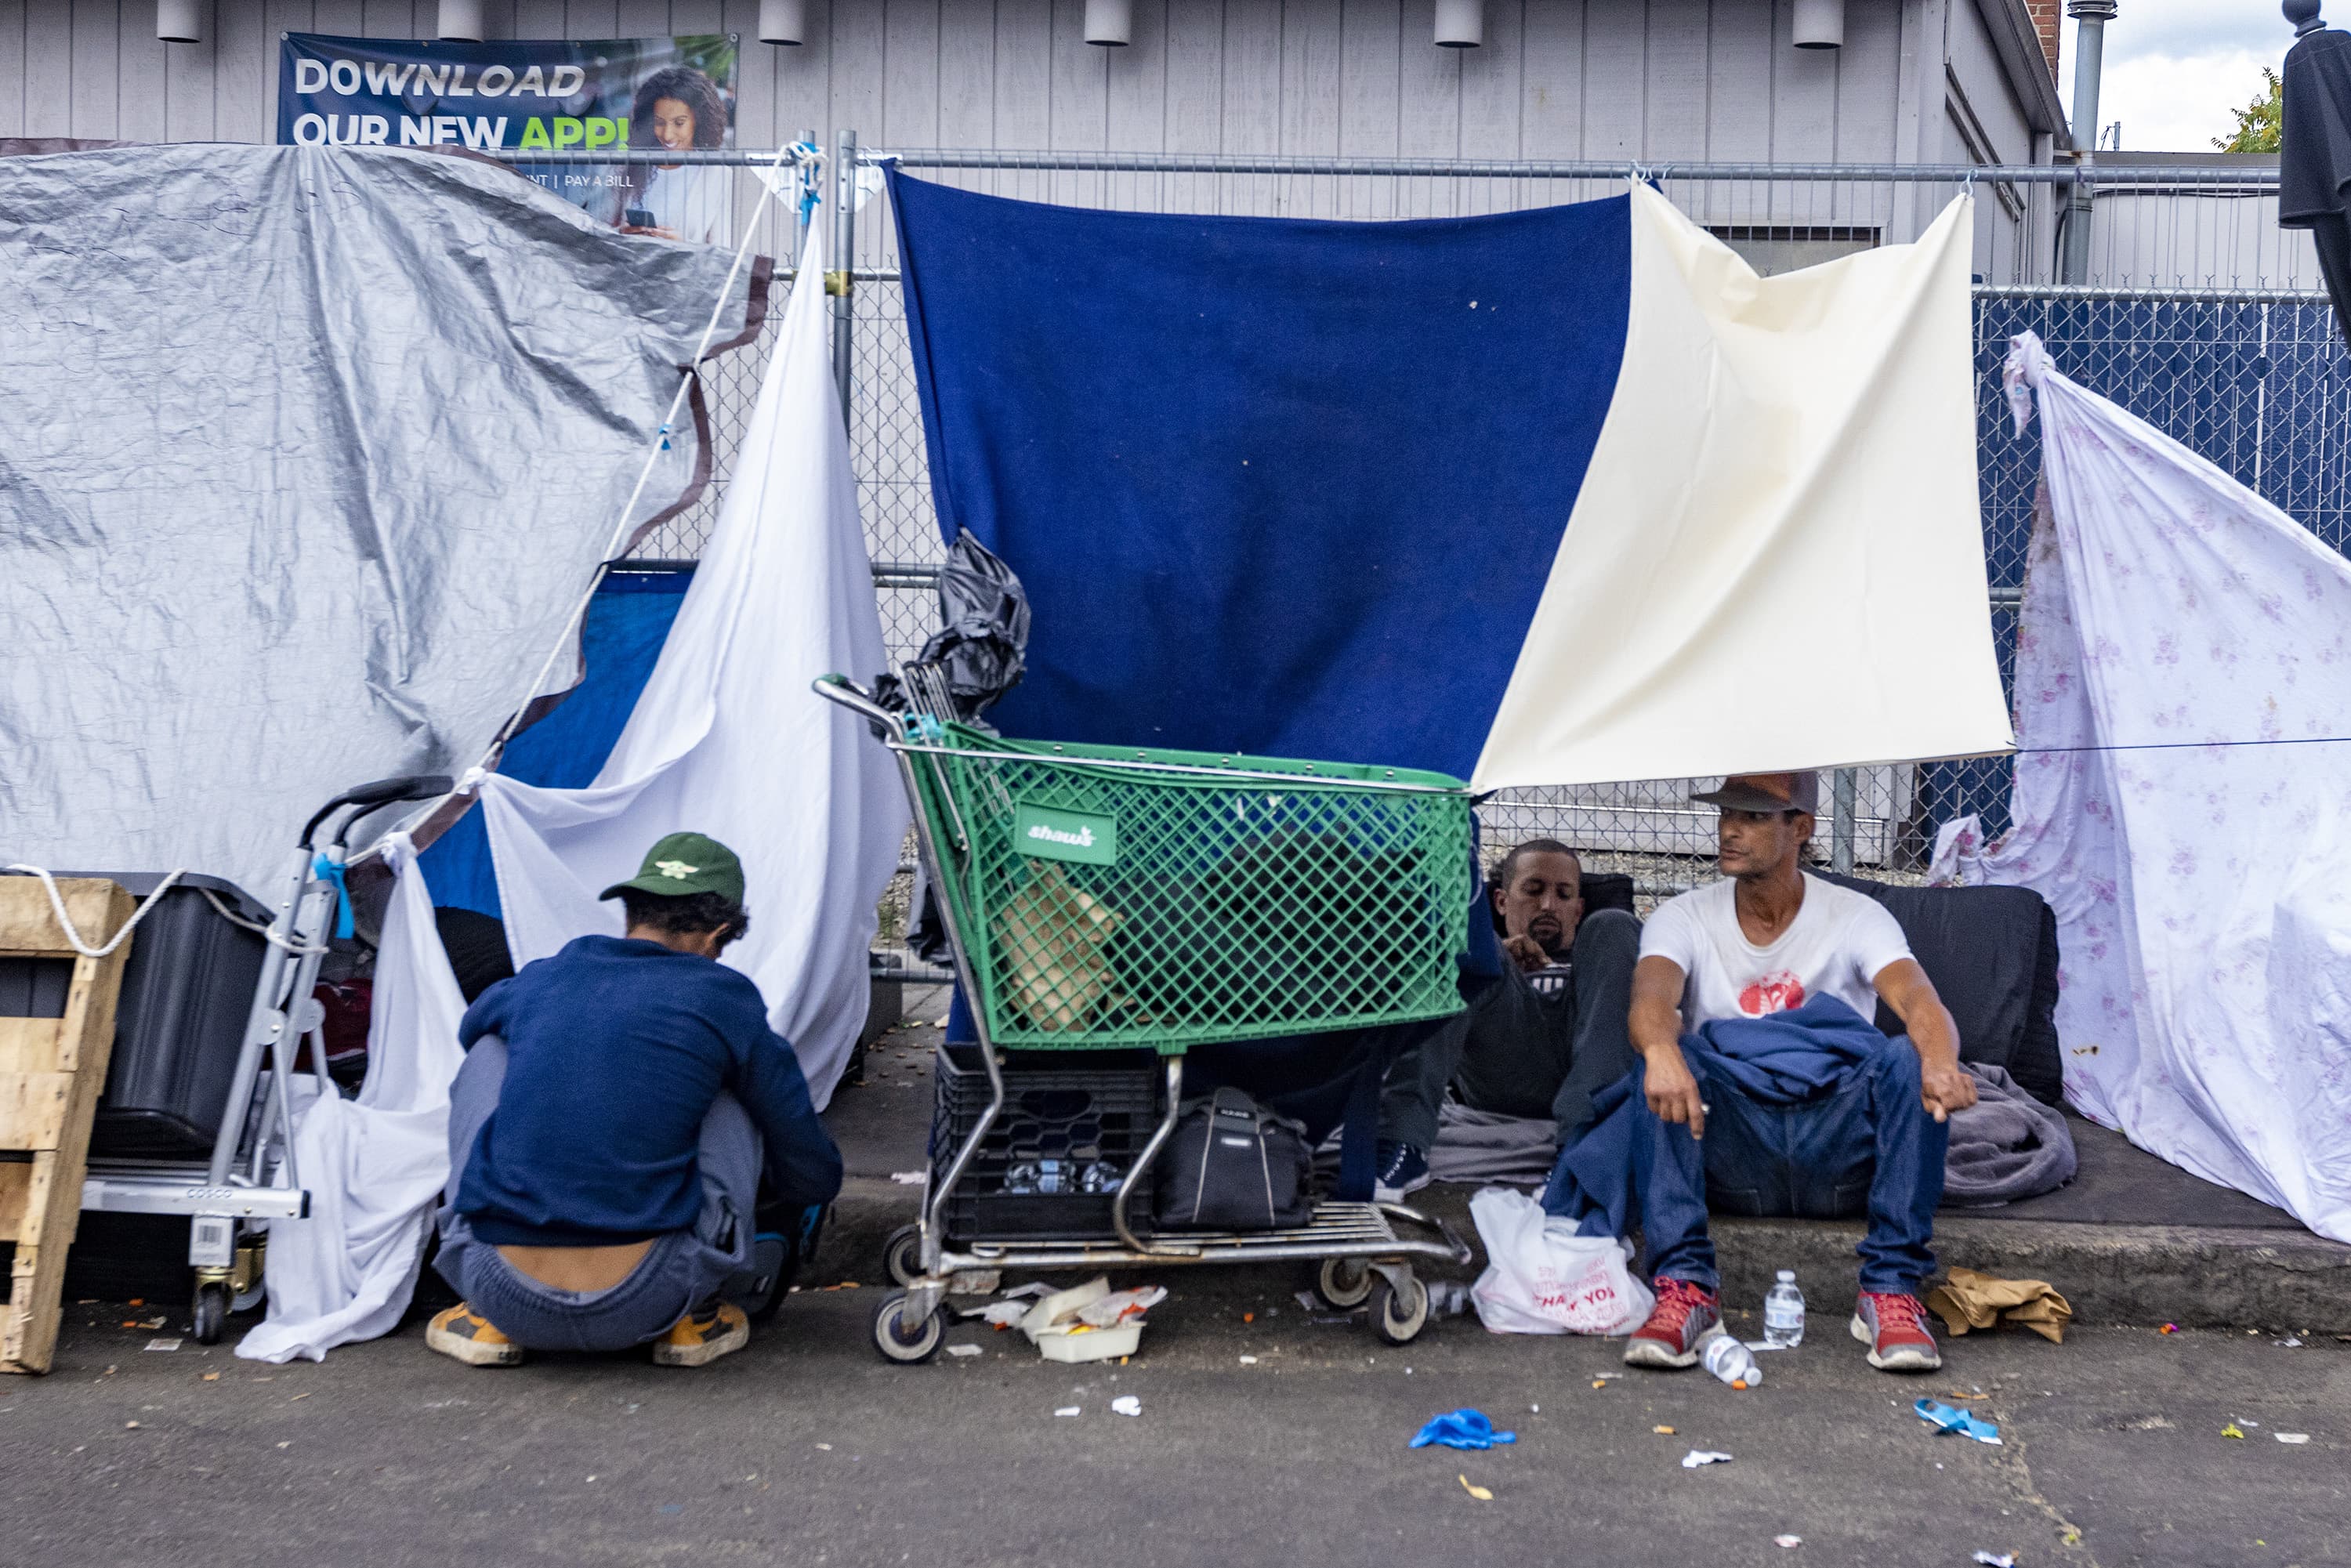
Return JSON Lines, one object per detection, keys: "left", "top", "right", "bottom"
{"left": 598, "top": 831, "right": 747, "bottom": 904}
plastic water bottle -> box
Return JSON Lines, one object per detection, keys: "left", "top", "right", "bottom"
{"left": 1763, "top": 1269, "right": 1806, "bottom": 1348}
{"left": 1701, "top": 1334, "right": 1763, "bottom": 1389}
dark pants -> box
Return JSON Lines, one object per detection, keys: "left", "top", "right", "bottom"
{"left": 433, "top": 1036, "right": 761, "bottom": 1352}
{"left": 1569, "top": 1033, "right": 1947, "bottom": 1296}
{"left": 1381, "top": 908, "right": 1641, "bottom": 1152}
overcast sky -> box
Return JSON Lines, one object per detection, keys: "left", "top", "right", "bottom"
{"left": 2059, "top": 2, "right": 2293, "bottom": 151}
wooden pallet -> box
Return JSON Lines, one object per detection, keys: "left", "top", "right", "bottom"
{"left": 2, "top": 878, "right": 136, "bottom": 1374}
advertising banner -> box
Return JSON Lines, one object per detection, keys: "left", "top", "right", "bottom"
{"left": 277, "top": 34, "right": 739, "bottom": 242}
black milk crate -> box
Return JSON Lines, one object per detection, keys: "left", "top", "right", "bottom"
{"left": 929, "top": 1043, "right": 1161, "bottom": 1243}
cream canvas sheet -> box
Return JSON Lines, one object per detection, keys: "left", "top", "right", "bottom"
{"left": 1474, "top": 184, "right": 2013, "bottom": 791}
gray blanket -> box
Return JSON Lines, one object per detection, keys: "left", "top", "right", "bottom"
{"left": 1424, "top": 1101, "right": 1559, "bottom": 1186}
{"left": 1943, "top": 1061, "right": 2078, "bottom": 1205}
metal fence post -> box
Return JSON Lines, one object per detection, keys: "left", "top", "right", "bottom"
{"left": 2060, "top": 0, "right": 2115, "bottom": 283}
{"left": 831, "top": 129, "right": 857, "bottom": 431}
{"left": 1830, "top": 769, "right": 1857, "bottom": 875}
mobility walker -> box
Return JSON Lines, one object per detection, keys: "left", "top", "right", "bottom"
{"left": 815, "top": 671, "right": 1476, "bottom": 1363}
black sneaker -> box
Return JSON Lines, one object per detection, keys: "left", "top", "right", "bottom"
{"left": 1374, "top": 1141, "right": 1432, "bottom": 1202}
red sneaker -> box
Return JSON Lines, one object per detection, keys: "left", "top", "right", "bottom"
{"left": 1624, "top": 1278, "right": 1723, "bottom": 1369}
{"left": 1851, "top": 1291, "right": 1942, "bottom": 1371}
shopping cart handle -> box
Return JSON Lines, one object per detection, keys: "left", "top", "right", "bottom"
{"left": 812, "top": 674, "right": 897, "bottom": 727}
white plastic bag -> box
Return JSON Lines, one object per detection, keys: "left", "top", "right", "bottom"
{"left": 1467, "top": 1186, "right": 1654, "bottom": 1336}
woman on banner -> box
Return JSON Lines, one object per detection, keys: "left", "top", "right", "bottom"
{"left": 617, "top": 65, "right": 731, "bottom": 245}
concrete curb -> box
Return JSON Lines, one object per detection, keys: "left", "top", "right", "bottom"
{"left": 819, "top": 1179, "right": 2351, "bottom": 1333}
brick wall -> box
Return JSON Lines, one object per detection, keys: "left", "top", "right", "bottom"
{"left": 2027, "top": 0, "right": 2063, "bottom": 81}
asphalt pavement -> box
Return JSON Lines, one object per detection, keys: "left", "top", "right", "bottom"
{"left": 5, "top": 1279, "right": 2344, "bottom": 1567}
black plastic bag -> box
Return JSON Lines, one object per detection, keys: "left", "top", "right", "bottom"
{"left": 876, "top": 531, "right": 1031, "bottom": 722}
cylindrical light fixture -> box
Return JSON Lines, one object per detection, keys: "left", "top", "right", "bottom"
{"left": 1085, "top": 0, "right": 1132, "bottom": 47}
{"left": 157, "top": 0, "right": 204, "bottom": 43}
{"left": 437, "top": 0, "right": 484, "bottom": 42}
{"left": 1434, "top": 0, "right": 1483, "bottom": 48}
{"left": 760, "top": 0, "right": 807, "bottom": 45}
{"left": 1792, "top": 0, "right": 1844, "bottom": 49}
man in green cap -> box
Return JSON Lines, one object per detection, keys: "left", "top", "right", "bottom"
{"left": 426, "top": 832, "right": 842, "bottom": 1368}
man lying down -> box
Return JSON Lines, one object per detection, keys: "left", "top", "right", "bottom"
{"left": 1372, "top": 839, "right": 1640, "bottom": 1200}
{"left": 426, "top": 833, "right": 842, "bottom": 1369}
{"left": 1543, "top": 773, "right": 1976, "bottom": 1376}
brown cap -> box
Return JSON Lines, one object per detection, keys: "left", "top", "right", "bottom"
{"left": 1692, "top": 772, "right": 1820, "bottom": 815}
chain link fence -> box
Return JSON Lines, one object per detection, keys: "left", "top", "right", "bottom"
{"left": 600, "top": 147, "right": 2344, "bottom": 911}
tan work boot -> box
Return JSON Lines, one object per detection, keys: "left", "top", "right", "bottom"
{"left": 652, "top": 1302, "right": 750, "bottom": 1367}
{"left": 426, "top": 1303, "right": 524, "bottom": 1367}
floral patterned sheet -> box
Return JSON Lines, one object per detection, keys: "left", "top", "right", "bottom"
{"left": 1933, "top": 332, "right": 2351, "bottom": 1244}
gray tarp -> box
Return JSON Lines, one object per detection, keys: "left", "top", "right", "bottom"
{"left": 1, "top": 143, "right": 762, "bottom": 897}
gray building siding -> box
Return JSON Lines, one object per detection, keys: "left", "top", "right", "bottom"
{"left": 3, "top": 0, "right": 2051, "bottom": 166}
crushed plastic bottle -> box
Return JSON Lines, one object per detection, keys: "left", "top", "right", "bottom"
{"left": 1763, "top": 1269, "right": 1806, "bottom": 1349}
{"left": 1426, "top": 1280, "right": 1473, "bottom": 1318}
{"left": 1702, "top": 1334, "right": 1764, "bottom": 1389}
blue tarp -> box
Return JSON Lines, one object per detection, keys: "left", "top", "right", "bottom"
{"left": 421, "top": 567, "right": 692, "bottom": 916}
{"left": 889, "top": 171, "right": 1631, "bottom": 780}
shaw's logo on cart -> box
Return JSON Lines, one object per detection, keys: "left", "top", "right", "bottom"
{"left": 1012, "top": 804, "right": 1119, "bottom": 867}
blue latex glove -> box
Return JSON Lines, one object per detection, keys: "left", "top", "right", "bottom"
{"left": 1410, "top": 1408, "right": 1518, "bottom": 1450}
{"left": 1914, "top": 1398, "right": 2003, "bottom": 1445}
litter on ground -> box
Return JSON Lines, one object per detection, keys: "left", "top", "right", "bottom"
{"left": 1681, "top": 1450, "right": 1733, "bottom": 1468}
{"left": 1110, "top": 1396, "right": 1142, "bottom": 1417}
{"left": 2276, "top": 1432, "right": 2311, "bottom": 1444}
{"left": 1458, "top": 1475, "right": 1493, "bottom": 1501}
{"left": 1774, "top": 1536, "right": 1802, "bottom": 1548}
{"left": 1052, "top": 1407, "right": 1081, "bottom": 1418}
{"left": 1915, "top": 1399, "right": 2003, "bottom": 1446}
{"left": 1972, "top": 1552, "right": 2016, "bottom": 1567}
{"left": 2222, "top": 1423, "right": 2246, "bottom": 1439}
{"left": 947, "top": 1344, "right": 983, "bottom": 1358}
{"left": 1411, "top": 1409, "right": 1517, "bottom": 1450}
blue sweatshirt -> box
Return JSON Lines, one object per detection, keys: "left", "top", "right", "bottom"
{"left": 454, "top": 934, "right": 844, "bottom": 1248}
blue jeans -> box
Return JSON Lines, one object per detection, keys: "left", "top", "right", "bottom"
{"left": 1607, "top": 1033, "right": 1948, "bottom": 1296}
{"left": 433, "top": 1036, "right": 761, "bottom": 1352}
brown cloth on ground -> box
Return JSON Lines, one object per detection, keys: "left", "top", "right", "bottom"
{"left": 1926, "top": 1266, "right": 2074, "bottom": 1343}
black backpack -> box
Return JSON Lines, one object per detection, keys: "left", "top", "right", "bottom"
{"left": 1150, "top": 1087, "right": 1315, "bottom": 1231}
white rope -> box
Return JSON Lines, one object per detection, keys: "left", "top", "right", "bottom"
{"left": 197, "top": 886, "right": 328, "bottom": 956}
{"left": 4, "top": 865, "right": 189, "bottom": 959}
{"left": 348, "top": 143, "right": 816, "bottom": 879}
{"left": 476, "top": 138, "right": 813, "bottom": 770}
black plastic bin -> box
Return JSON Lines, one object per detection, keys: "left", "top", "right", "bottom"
{"left": 0, "top": 872, "right": 273, "bottom": 1159}
{"left": 929, "top": 1044, "right": 1161, "bottom": 1243}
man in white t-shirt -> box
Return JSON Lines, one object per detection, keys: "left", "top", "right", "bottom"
{"left": 1613, "top": 772, "right": 1975, "bottom": 1375}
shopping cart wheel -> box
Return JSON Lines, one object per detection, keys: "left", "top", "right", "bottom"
{"left": 190, "top": 1280, "right": 230, "bottom": 1346}
{"left": 871, "top": 1291, "right": 944, "bottom": 1364}
{"left": 1314, "top": 1258, "right": 1375, "bottom": 1311}
{"left": 882, "top": 1224, "right": 924, "bottom": 1288}
{"left": 1370, "top": 1273, "right": 1429, "bottom": 1346}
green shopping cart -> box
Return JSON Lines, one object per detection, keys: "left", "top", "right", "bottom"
{"left": 816, "top": 672, "right": 1477, "bottom": 1363}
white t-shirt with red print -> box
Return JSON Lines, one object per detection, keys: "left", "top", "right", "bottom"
{"left": 1639, "top": 873, "right": 1914, "bottom": 1036}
